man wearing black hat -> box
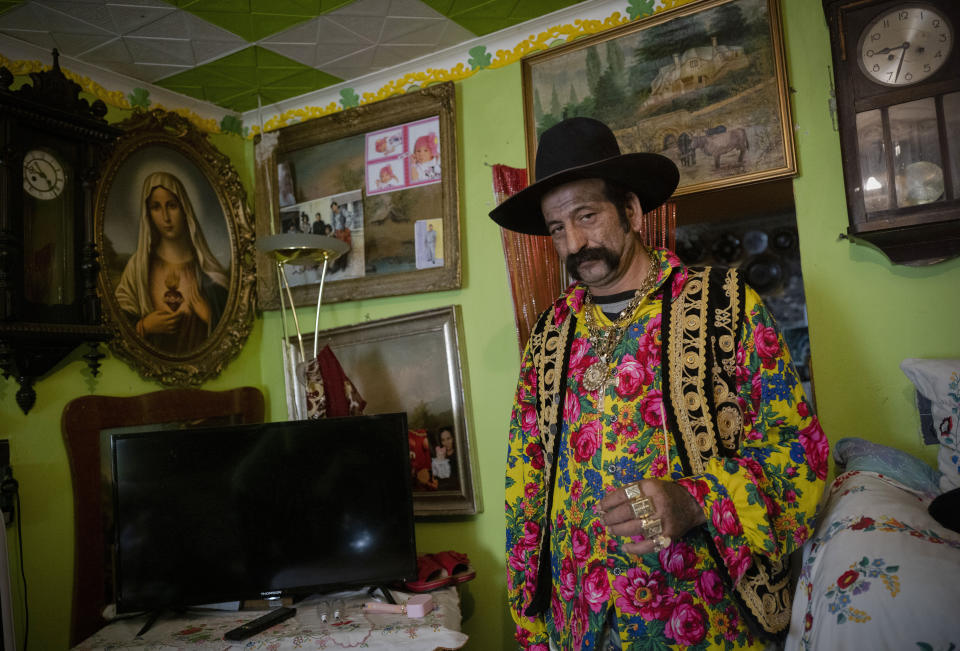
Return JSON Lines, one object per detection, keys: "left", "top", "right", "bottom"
{"left": 494, "top": 118, "right": 826, "bottom": 650}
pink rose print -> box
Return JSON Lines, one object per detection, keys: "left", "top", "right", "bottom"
{"left": 565, "top": 389, "right": 581, "bottom": 425}
{"left": 583, "top": 561, "right": 611, "bottom": 613}
{"left": 572, "top": 528, "right": 590, "bottom": 562}
{"left": 613, "top": 568, "right": 674, "bottom": 620}
{"left": 550, "top": 592, "right": 565, "bottom": 631}
{"left": 636, "top": 314, "right": 661, "bottom": 362}
{"left": 570, "top": 287, "right": 586, "bottom": 313}
{"left": 529, "top": 645, "right": 549, "bottom": 651}
{"left": 521, "top": 521, "right": 540, "bottom": 551}
{"left": 569, "top": 597, "right": 588, "bottom": 650}
{"left": 738, "top": 457, "right": 766, "bottom": 483}
{"left": 695, "top": 569, "right": 725, "bottom": 605}
{"left": 553, "top": 297, "right": 570, "bottom": 326}
{"left": 677, "top": 477, "right": 710, "bottom": 506}
{"left": 568, "top": 337, "right": 594, "bottom": 373}
{"left": 798, "top": 400, "right": 810, "bottom": 418}
{"left": 520, "top": 404, "right": 538, "bottom": 436}
{"left": 735, "top": 344, "right": 750, "bottom": 384}
{"left": 509, "top": 544, "right": 527, "bottom": 573}
{"left": 721, "top": 541, "right": 753, "bottom": 582}
{"left": 670, "top": 268, "right": 687, "bottom": 299}
{"left": 514, "top": 625, "right": 530, "bottom": 646}
{"left": 754, "top": 322, "right": 781, "bottom": 369}
{"left": 658, "top": 540, "right": 698, "bottom": 580}
{"left": 750, "top": 371, "right": 763, "bottom": 412}
{"left": 799, "top": 416, "right": 829, "bottom": 480}
{"left": 558, "top": 556, "right": 577, "bottom": 601}
{"left": 665, "top": 592, "right": 708, "bottom": 646}
{"left": 711, "top": 497, "right": 743, "bottom": 536}
{"left": 640, "top": 390, "right": 663, "bottom": 428}
{"left": 570, "top": 420, "right": 602, "bottom": 463}
{"left": 525, "top": 442, "right": 544, "bottom": 470}
{"left": 614, "top": 354, "right": 651, "bottom": 400}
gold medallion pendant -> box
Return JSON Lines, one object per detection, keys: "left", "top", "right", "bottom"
{"left": 583, "top": 360, "right": 609, "bottom": 392}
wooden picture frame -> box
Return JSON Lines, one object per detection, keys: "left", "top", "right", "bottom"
{"left": 282, "top": 306, "right": 478, "bottom": 516}
{"left": 255, "top": 82, "right": 460, "bottom": 308}
{"left": 522, "top": 0, "right": 796, "bottom": 196}
{"left": 94, "top": 109, "right": 256, "bottom": 385}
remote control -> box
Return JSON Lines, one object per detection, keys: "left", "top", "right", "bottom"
{"left": 223, "top": 606, "right": 297, "bottom": 641}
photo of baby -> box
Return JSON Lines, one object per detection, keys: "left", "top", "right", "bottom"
{"left": 407, "top": 117, "right": 441, "bottom": 186}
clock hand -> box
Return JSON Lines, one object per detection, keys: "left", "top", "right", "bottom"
{"left": 893, "top": 42, "right": 910, "bottom": 83}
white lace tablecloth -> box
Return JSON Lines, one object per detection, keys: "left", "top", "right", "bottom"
{"left": 73, "top": 587, "right": 468, "bottom": 651}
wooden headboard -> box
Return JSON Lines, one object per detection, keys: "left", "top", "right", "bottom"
{"left": 61, "top": 387, "right": 265, "bottom": 646}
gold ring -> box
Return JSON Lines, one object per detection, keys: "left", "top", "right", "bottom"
{"left": 641, "top": 518, "right": 663, "bottom": 537}
{"left": 653, "top": 534, "right": 671, "bottom": 551}
{"left": 630, "top": 496, "right": 654, "bottom": 519}
{"left": 624, "top": 483, "right": 644, "bottom": 500}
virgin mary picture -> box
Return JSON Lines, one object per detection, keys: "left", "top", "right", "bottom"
{"left": 114, "top": 171, "right": 229, "bottom": 355}
{"left": 95, "top": 109, "right": 255, "bottom": 386}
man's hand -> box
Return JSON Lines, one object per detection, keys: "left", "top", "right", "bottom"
{"left": 598, "top": 479, "right": 707, "bottom": 556}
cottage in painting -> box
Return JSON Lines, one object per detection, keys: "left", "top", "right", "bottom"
{"left": 644, "top": 37, "right": 749, "bottom": 107}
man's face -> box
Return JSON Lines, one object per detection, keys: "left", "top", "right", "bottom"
{"left": 541, "top": 178, "right": 638, "bottom": 290}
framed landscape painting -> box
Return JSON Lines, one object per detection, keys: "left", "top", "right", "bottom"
{"left": 522, "top": 0, "right": 796, "bottom": 196}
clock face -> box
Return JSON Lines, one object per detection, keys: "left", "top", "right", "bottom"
{"left": 23, "top": 148, "right": 66, "bottom": 200}
{"left": 857, "top": 4, "right": 954, "bottom": 86}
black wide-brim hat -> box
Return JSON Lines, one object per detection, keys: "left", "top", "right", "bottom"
{"left": 490, "top": 117, "right": 679, "bottom": 236}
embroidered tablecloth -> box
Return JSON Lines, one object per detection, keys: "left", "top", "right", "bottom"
{"left": 73, "top": 587, "right": 467, "bottom": 650}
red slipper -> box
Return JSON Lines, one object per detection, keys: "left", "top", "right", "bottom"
{"left": 432, "top": 550, "right": 476, "bottom": 584}
{"left": 402, "top": 553, "right": 453, "bottom": 593}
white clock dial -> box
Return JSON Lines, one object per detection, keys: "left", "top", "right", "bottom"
{"left": 858, "top": 4, "right": 954, "bottom": 86}
{"left": 23, "top": 149, "right": 66, "bottom": 200}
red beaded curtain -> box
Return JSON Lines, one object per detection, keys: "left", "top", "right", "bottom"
{"left": 493, "top": 163, "right": 676, "bottom": 352}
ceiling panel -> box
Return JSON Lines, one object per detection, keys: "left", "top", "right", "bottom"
{"left": 0, "top": 0, "right": 590, "bottom": 112}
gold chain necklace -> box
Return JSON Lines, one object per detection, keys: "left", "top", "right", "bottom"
{"left": 581, "top": 248, "right": 659, "bottom": 393}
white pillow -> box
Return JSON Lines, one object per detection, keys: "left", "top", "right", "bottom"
{"left": 900, "top": 358, "right": 960, "bottom": 492}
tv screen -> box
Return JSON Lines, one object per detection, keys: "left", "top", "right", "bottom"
{"left": 104, "top": 414, "right": 417, "bottom": 613}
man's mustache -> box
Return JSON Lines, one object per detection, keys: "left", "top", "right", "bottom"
{"left": 566, "top": 247, "right": 619, "bottom": 280}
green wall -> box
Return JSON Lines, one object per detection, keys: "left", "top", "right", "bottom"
{"left": 2, "top": 0, "right": 959, "bottom": 649}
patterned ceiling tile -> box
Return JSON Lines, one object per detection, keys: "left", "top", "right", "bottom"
{"left": 82, "top": 38, "right": 190, "bottom": 82}
{"left": 172, "top": 0, "right": 355, "bottom": 42}
{"left": 0, "top": 2, "right": 24, "bottom": 17}
{"left": 259, "top": 15, "right": 374, "bottom": 68}
{"left": 423, "top": 0, "right": 587, "bottom": 35}
{"left": 154, "top": 45, "right": 342, "bottom": 112}
{"left": 0, "top": 2, "right": 115, "bottom": 56}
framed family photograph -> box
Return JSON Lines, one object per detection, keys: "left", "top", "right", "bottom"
{"left": 94, "top": 109, "right": 256, "bottom": 385}
{"left": 522, "top": 0, "right": 796, "bottom": 196}
{"left": 255, "top": 82, "right": 460, "bottom": 308}
{"left": 282, "top": 306, "right": 478, "bottom": 516}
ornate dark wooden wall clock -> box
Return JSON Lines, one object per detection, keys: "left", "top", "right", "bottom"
{"left": 823, "top": 0, "right": 960, "bottom": 264}
{"left": 0, "top": 50, "right": 122, "bottom": 413}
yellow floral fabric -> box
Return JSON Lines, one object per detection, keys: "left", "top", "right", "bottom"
{"left": 505, "top": 249, "right": 827, "bottom": 650}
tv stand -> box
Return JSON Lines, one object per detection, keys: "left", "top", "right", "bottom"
{"left": 73, "top": 586, "right": 466, "bottom": 650}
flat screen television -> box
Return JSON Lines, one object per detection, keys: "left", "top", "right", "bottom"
{"left": 103, "top": 414, "right": 417, "bottom": 614}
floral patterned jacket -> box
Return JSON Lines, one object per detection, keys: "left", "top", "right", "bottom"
{"left": 505, "top": 249, "right": 827, "bottom": 650}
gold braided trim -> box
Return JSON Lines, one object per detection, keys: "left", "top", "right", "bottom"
{"left": 735, "top": 555, "right": 794, "bottom": 633}
{"left": 712, "top": 268, "right": 743, "bottom": 453}
{"left": 669, "top": 267, "right": 790, "bottom": 634}
{"left": 533, "top": 312, "right": 570, "bottom": 487}
{"left": 668, "top": 269, "right": 717, "bottom": 474}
